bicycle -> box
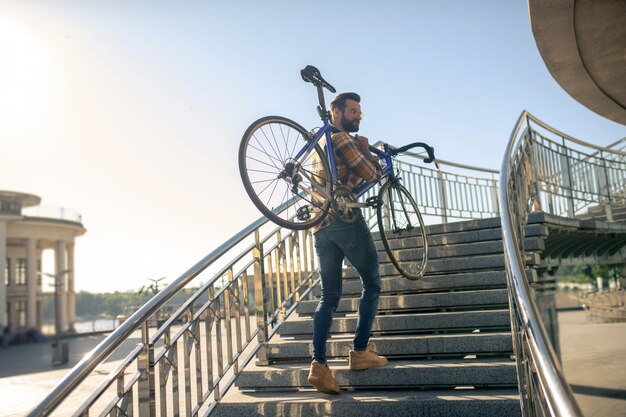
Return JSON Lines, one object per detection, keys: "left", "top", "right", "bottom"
{"left": 238, "top": 65, "right": 438, "bottom": 280}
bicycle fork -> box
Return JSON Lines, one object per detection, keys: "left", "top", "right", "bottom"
{"left": 388, "top": 184, "right": 414, "bottom": 234}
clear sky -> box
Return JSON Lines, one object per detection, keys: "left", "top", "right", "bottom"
{"left": 1, "top": 1, "right": 625, "bottom": 293}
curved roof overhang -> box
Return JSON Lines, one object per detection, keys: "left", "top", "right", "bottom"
{"left": 529, "top": 0, "right": 626, "bottom": 125}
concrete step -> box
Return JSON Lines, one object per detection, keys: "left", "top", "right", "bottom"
{"left": 370, "top": 238, "right": 544, "bottom": 264}
{"left": 372, "top": 227, "right": 503, "bottom": 250}
{"left": 336, "top": 269, "right": 539, "bottom": 290}
{"left": 234, "top": 359, "right": 518, "bottom": 389}
{"left": 368, "top": 217, "right": 504, "bottom": 242}
{"left": 315, "top": 270, "right": 509, "bottom": 296}
{"left": 344, "top": 253, "right": 540, "bottom": 277}
{"left": 213, "top": 388, "right": 521, "bottom": 417}
{"left": 296, "top": 289, "right": 509, "bottom": 315}
{"left": 265, "top": 333, "right": 513, "bottom": 360}
{"left": 278, "top": 309, "right": 511, "bottom": 337}
{"left": 424, "top": 217, "right": 504, "bottom": 236}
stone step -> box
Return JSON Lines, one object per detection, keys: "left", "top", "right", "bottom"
{"left": 344, "top": 253, "right": 540, "bottom": 278}
{"left": 379, "top": 240, "right": 503, "bottom": 262}
{"left": 265, "top": 333, "right": 513, "bottom": 360}
{"left": 424, "top": 217, "right": 504, "bottom": 236}
{"left": 373, "top": 224, "right": 544, "bottom": 249}
{"left": 372, "top": 226, "right": 503, "bottom": 250}
{"left": 368, "top": 238, "right": 544, "bottom": 265}
{"left": 234, "top": 359, "right": 518, "bottom": 389}
{"left": 368, "top": 217, "right": 504, "bottom": 242}
{"left": 296, "top": 289, "right": 509, "bottom": 315}
{"left": 315, "top": 270, "right": 509, "bottom": 296}
{"left": 213, "top": 388, "right": 521, "bottom": 417}
{"left": 278, "top": 310, "right": 511, "bottom": 337}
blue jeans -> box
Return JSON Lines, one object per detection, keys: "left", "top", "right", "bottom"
{"left": 312, "top": 216, "right": 381, "bottom": 363}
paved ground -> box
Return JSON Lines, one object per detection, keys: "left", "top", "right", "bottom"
{"left": 1, "top": 298, "right": 624, "bottom": 416}
{"left": 0, "top": 332, "right": 142, "bottom": 417}
{"left": 559, "top": 309, "right": 626, "bottom": 417}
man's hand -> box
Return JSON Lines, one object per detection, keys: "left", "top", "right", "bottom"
{"left": 355, "top": 135, "right": 378, "bottom": 161}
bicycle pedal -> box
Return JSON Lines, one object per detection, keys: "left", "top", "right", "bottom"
{"left": 296, "top": 205, "right": 312, "bottom": 221}
{"left": 365, "top": 196, "right": 382, "bottom": 209}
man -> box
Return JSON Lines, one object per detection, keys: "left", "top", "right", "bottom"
{"left": 307, "top": 92, "right": 388, "bottom": 395}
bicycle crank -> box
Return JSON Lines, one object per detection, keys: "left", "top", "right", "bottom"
{"left": 331, "top": 185, "right": 359, "bottom": 223}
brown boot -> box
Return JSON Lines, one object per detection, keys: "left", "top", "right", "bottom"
{"left": 349, "top": 345, "right": 388, "bottom": 371}
{"left": 307, "top": 361, "right": 340, "bottom": 395}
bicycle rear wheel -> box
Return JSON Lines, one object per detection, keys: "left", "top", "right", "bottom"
{"left": 239, "top": 116, "right": 332, "bottom": 230}
{"left": 376, "top": 180, "right": 428, "bottom": 280}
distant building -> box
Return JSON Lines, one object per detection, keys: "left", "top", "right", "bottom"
{"left": 0, "top": 191, "right": 86, "bottom": 341}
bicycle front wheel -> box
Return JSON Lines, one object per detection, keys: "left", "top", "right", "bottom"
{"left": 376, "top": 181, "right": 428, "bottom": 280}
{"left": 239, "top": 116, "right": 332, "bottom": 230}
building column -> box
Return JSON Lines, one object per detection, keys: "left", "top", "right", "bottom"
{"left": 55, "top": 240, "right": 68, "bottom": 334}
{"left": 26, "top": 238, "right": 37, "bottom": 328}
{"left": 67, "top": 243, "right": 76, "bottom": 332}
{"left": 0, "top": 221, "right": 7, "bottom": 329}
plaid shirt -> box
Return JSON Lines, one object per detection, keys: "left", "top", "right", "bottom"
{"left": 313, "top": 131, "right": 382, "bottom": 231}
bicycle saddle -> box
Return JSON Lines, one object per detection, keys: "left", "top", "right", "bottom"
{"left": 301, "top": 65, "right": 336, "bottom": 93}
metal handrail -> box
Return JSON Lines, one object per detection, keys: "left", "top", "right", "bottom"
{"left": 526, "top": 113, "right": 626, "bottom": 156}
{"left": 26, "top": 198, "right": 294, "bottom": 417}
{"left": 499, "top": 110, "right": 589, "bottom": 417}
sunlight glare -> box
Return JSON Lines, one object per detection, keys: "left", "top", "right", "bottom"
{"left": 0, "top": 18, "right": 53, "bottom": 127}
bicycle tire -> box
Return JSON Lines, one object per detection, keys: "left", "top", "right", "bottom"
{"left": 376, "top": 180, "right": 428, "bottom": 280}
{"left": 239, "top": 116, "right": 332, "bottom": 230}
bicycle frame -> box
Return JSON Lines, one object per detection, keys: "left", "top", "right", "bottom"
{"left": 293, "top": 117, "right": 395, "bottom": 207}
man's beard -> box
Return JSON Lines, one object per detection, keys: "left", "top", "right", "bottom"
{"left": 341, "top": 117, "right": 359, "bottom": 133}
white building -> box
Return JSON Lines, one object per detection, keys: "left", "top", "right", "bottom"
{"left": 0, "top": 190, "right": 86, "bottom": 340}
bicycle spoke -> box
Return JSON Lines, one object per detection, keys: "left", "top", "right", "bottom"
{"left": 258, "top": 125, "right": 284, "bottom": 166}
{"left": 264, "top": 177, "right": 282, "bottom": 209}
{"left": 289, "top": 129, "right": 302, "bottom": 159}
{"left": 277, "top": 185, "right": 290, "bottom": 212}
{"left": 377, "top": 181, "right": 427, "bottom": 280}
{"left": 240, "top": 117, "right": 331, "bottom": 230}
{"left": 250, "top": 178, "right": 279, "bottom": 185}
{"left": 397, "top": 191, "right": 413, "bottom": 230}
{"left": 268, "top": 124, "right": 287, "bottom": 163}
{"left": 278, "top": 123, "right": 292, "bottom": 158}
{"left": 247, "top": 167, "right": 281, "bottom": 175}
{"left": 249, "top": 140, "right": 283, "bottom": 169}
{"left": 252, "top": 132, "right": 283, "bottom": 172}
{"left": 246, "top": 154, "right": 282, "bottom": 171}
{"left": 257, "top": 177, "right": 281, "bottom": 198}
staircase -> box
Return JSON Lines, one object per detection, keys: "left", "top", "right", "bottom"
{"left": 213, "top": 217, "right": 535, "bottom": 417}
{"left": 576, "top": 202, "right": 626, "bottom": 223}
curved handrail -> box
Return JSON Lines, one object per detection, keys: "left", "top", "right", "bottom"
{"left": 526, "top": 113, "right": 626, "bottom": 156}
{"left": 499, "top": 110, "right": 584, "bottom": 416}
{"left": 26, "top": 199, "right": 292, "bottom": 417}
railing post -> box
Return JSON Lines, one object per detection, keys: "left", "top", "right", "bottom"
{"left": 490, "top": 174, "right": 500, "bottom": 216}
{"left": 437, "top": 168, "right": 448, "bottom": 223}
{"left": 253, "top": 230, "right": 270, "bottom": 365}
{"left": 560, "top": 140, "right": 576, "bottom": 217}
{"left": 528, "top": 132, "right": 543, "bottom": 212}
{"left": 598, "top": 153, "right": 614, "bottom": 222}
{"left": 137, "top": 322, "right": 155, "bottom": 417}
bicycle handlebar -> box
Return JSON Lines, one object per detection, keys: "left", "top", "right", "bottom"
{"left": 370, "top": 142, "right": 438, "bottom": 167}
